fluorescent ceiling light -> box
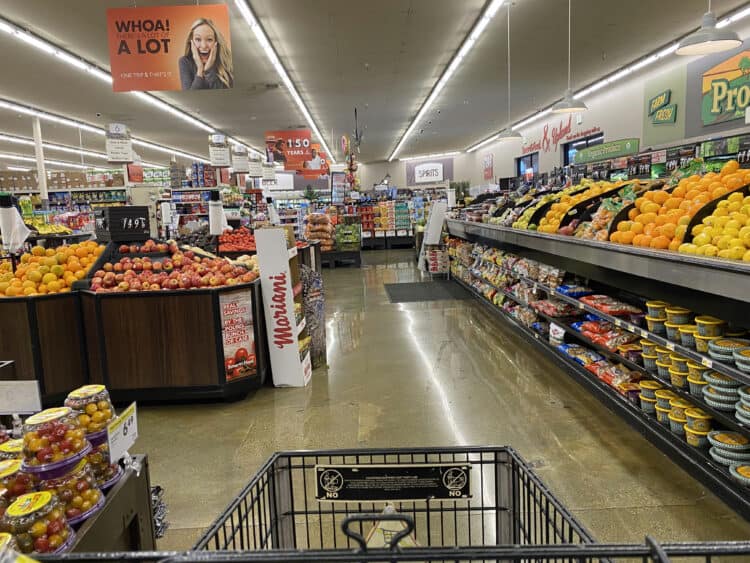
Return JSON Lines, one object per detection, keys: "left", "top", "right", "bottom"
{"left": 0, "top": 132, "right": 163, "bottom": 167}
{"left": 0, "top": 152, "right": 89, "bottom": 170}
{"left": 399, "top": 151, "right": 461, "bottom": 161}
{"left": 0, "top": 15, "right": 263, "bottom": 158}
{"left": 234, "top": 0, "right": 335, "bottom": 163}
{"left": 388, "top": 0, "right": 505, "bottom": 161}
{"left": 467, "top": 3, "right": 750, "bottom": 152}
{"left": 0, "top": 98, "right": 209, "bottom": 163}
{"left": 6, "top": 166, "right": 30, "bottom": 172}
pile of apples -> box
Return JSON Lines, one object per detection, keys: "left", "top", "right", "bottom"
{"left": 90, "top": 250, "right": 258, "bottom": 293}
{"left": 118, "top": 240, "right": 170, "bottom": 254}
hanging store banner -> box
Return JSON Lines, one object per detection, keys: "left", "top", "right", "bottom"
{"left": 106, "top": 4, "right": 233, "bottom": 92}
{"left": 483, "top": 153, "right": 494, "bottom": 181}
{"left": 265, "top": 129, "right": 312, "bottom": 171}
{"left": 231, "top": 146, "right": 249, "bottom": 173}
{"left": 208, "top": 134, "right": 231, "bottom": 167}
{"left": 247, "top": 158, "right": 263, "bottom": 178}
{"left": 405, "top": 157, "right": 454, "bottom": 187}
{"left": 219, "top": 290, "right": 256, "bottom": 382}
{"left": 647, "top": 90, "right": 671, "bottom": 115}
{"left": 652, "top": 104, "right": 678, "bottom": 124}
{"left": 105, "top": 123, "right": 134, "bottom": 163}
{"left": 573, "top": 138, "right": 639, "bottom": 165}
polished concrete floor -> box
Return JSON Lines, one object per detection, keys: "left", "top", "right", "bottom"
{"left": 138, "top": 249, "right": 750, "bottom": 550}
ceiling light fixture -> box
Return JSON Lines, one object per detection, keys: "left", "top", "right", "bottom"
{"left": 467, "top": 3, "right": 750, "bottom": 152}
{"left": 0, "top": 152, "right": 89, "bottom": 170}
{"left": 0, "top": 132, "right": 163, "bottom": 167}
{"left": 677, "top": 0, "right": 742, "bottom": 55}
{"left": 0, "top": 15, "right": 263, "bottom": 158}
{"left": 0, "top": 98, "right": 209, "bottom": 163}
{"left": 233, "top": 0, "right": 336, "bottom": 163}
{"left": 399, "top": 151, "right": 461, "bottom": 162}
{"left": 498, "top": 4, "right": 522, "bottom": 142}
{"left": 552, "top": 0, "right": 587, "bottom": 114}
{"left": 387, "top": 0, "right": 505, "bottom": 161}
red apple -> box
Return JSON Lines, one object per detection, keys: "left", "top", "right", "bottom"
{"left": 152, "top": 262, "right": 163, "bottom": 272}
{"left": 113, "top": 263, "right": 123, "bottom": 273}
{"left": 119, "top": 245, "right": 129, "bottom": 253}
{"left": 167, "top": 279, "right": 179, "bottom": 289}
{"left": 103, "top": 262, "right": 113, "bottom": 272}
{"left": 209, "top": 276, "right": 220, "bottom": 287}
{"left": 95, "top": 270, "right": 106, "bottom": 278}
{"left": 134, "top": 262, "right": 143, "bottom": 272}
{"left": 115, "top": 274, "right": 125, "bottom": 283}
{"left": 118, "top": 281, "right": 130, "bottom": 292}
{"left": 184, "top": 251, "right": 195, "bottom": 259}
{"left": 129, "top": 245, "right": 138, "bottom": 253}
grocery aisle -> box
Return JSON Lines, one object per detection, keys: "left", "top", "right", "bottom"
{"left": 137, "top": 249, "right": 750, "bottom": 549}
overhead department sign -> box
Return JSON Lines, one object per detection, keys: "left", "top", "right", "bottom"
{"left": 701, "top": 50, "right": 750, "bottom": 126}
{"left": 405, "top": 157, "right": 454, "bottom": 187}
{"left": 573, "top": 139, "right": 639, "bottom": 165}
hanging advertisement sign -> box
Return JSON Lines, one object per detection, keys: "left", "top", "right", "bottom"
{"left": 701, "top": 50, "right": 750, "bottom": 126}
{"left": 106, "top": 4, "right": 233, "bottom": 92}
{"left": 231, "top": 146, "right": 249, "bottom": 173}
{"left": 648, "top": 90, "right": 672, "bottom": 115}
{"left": 573, "top": 138, "right": 639, "bottom": 165}
{"left": 208, "top": 134, "right": 231, "bottom": 167}
{"left": 105, "top": 123, "right": 134, "bottom": 163}
{"left": 405, "top": 157, "right": 454, "bottom": 187}
{"left": 219, "top": 290, "right": 256, "bottom": 382}
{"left": 262, "top": 163, "right": 276, "bottom": 181}
{"left": 126, "top": 163, "right": 144, "bottom": 183}
{"left": 247, "top": 158, "right": 263, "bottom": 178}
{"left": 483, "top": 153, "right": 494, "bottom": 181}
{"left": 265, "top": 129, "right": 312, "bottom": 170}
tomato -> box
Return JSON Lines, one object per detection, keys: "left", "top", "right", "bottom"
{"left": 235, "top": 348, "right": 249, "bottom": 362}
{"left": 224, "top": 358, "right": 234, "bottom": 372}
{"left": 34, "top": 537, "right": 51, "bottom": 553}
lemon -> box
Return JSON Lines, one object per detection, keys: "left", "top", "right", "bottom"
{"left": 725, "top": 219, "right": 742, "bottom": 231}
{"left": 715, "top": 208, "right": 729, "bottom": 217}
{"left": 717, "top": 201, "right": 730, "bottom": 209}
{"left": 692, "top": 224, "right": 706, "bottom": 236}
{"left": 704, "top": 245, "right": 720, "bottom": 257}
{"left": 728, "top": 201, "right": 742, "bottom": 212}
{"left": 728, "top": 192, "right": 744, "bottom": 202}
{"left": 730, "top": 246, "right": 746, "bottom": 260}
{"left": 743, "top": 232, "right": 750, "bottom": 247}
{"left": 718, "top": 249, "right": 732, "bottom": 259}
{"left": 730, "top": 238, "right": 746, "bottom": 248}
{"left": 744, "top": 249, "right": 750, "bottom": 262}
{"left": 678, "top": 243, "right": 691, "bottom": 253}
{"left": 715, "top": 216, "right": 731, "bottom": 228}
{"left": 731, "top": 213, "right": 748, "bottom": 223}
{"left": 704, "top": 216, "right": 716, "bottom": 226}
{"left": 723, "top": 227, "right": 740, "bottom": 238}
{"left": 693, "top": 233, "right": 711, "bottom": 246}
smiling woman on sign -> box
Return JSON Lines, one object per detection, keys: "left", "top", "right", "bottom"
{"left": 179, "top": 18, "right": 233, "bottom": 90}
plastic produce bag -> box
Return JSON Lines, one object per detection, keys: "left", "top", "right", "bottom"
{"left": 300, "top": 264, "right": 327, "bottom": 369}
{"left": 0, "top": 205, "right": 31, "bottom": 254}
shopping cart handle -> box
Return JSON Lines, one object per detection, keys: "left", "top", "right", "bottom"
{"left": 341, "top": 513, "right": 416, "bottom": 552}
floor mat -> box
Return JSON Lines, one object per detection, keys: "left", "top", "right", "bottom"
{"left": 384, "top": 281, "right": 471, "bottom": 303}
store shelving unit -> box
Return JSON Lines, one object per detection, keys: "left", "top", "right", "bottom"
{"left": 449, "top": 235, "right": 750, "bottom": 521}
{"left": 447, "top": 219, "right": 750, "bottom": 325}
{"left": 453, "top": 272, "right": 750, "bottom": 520}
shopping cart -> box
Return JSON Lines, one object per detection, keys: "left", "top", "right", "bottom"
{"left": 193, "top": 446, "right": 596, "bottom": 552}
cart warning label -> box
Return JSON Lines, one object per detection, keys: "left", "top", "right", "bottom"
{"left": 315, "top": 464, "right": 471, "bottom": 502}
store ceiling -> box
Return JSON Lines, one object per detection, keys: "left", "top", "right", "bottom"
{"left": 0, "top": 0, "right": 747, "bottom": 169}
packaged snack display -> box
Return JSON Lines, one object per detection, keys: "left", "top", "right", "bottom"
{"left": 0, "top": 461, "right": 35, "bottom": 504}
{"left": 86, "top": 432, "right": 122, "bottom": 490}
{"left": 556, "top": 284, "right": 593, "bottom": 298}
{"left": 579, "top": 295, "right": 642, "bottom": 316}
{"left": 22, "top": 408, "right": 90, "bottom": 472}
{"left": 0, "top": 441, "right": 23, "bottom": 462}
{"left": 0, "top": 491, "right": 74, "bottom": 554}
{"left": 63, "top": 385, "right": 115, "bottom": 434}
{"left": 38, "top": 459, "right": 102, "bottom": 525}
{"left": 531, "top": 300, "right": 579, "bottom": 318}
{"left": 557, "top": 344, "right": 604, "bottom": 366}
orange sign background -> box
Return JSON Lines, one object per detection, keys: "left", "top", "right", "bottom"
{"left": 106, "top": 4, "right": 231, "bottom": 92}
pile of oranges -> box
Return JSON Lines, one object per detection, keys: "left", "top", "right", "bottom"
{"left": 0, "top": 241, "right": 104, "bottom": 297}
{"left": 609, "top": 160, "right": 750, "bottom": 250}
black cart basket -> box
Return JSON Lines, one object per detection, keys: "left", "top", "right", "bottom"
{"left": 194, "top": 446, "right": 595, "bottom": 552}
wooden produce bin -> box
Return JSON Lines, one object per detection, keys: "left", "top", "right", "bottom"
{"left": 81, "top": 281, "right": 268, "bottom": 402}
{"left": 0, "top": 293, "right": 87, "bottom": 404}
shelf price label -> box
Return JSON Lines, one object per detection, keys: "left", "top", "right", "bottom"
{"left": 666, "top": 342, "right": 675, "bottom": 351}
{"left": 639, "top": 329, "right": 649, "bottom": 339}
{"left": 107, "top": 402, "right": 138, "bottom": 463}
{"left": 701, "top": 357, "right": 713, "bottom": 369}
{"left": 577, "top": 301, "right": 584, "bottom": 310}
{"left": 614, "top": 318, "right": 623, "bottom": 328}
{"left": 386, "top": 230, "right": 396, "bottom": 237}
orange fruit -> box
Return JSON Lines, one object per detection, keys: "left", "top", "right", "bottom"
{"left": 643, "top": 202, "right": 661, "bottom": 214}
{"left": 644, "top": 223, "right": 657, "bottom": 236}
{"left": 628, "top": 208, "right": 639, "bottom": 220}
{"left": 679, "top": 200, "right": 693, "bottom": 211}
{"left": 635, "top": 197, "right": 647, "bottom": 210}
{"left": 44, "top": 248, "right": 55, "bottom": 257}
{"left": 686, "top": 190, "right": 701, "bottom": 201}
{"left": 30, "top": 246, "right": 45, "bottom": 257}
{"left": 630, "top": 222, "right": 644, "bottom": 235}
{"left": 659, "top": 224, "right": 677, "bottom": 239}
{"left": 664, "top": 197, "right": 682, "bottom": 210}
{"left": 650, "top": 236, "right": 671, "bottom": 249}
{"left": 652, "top": 191, "right": 669, "bottom": 205}
{"left": 620, "top": 231, "right": 636, "bottom": 244}
{"left": 672, "top": 186, "right": 687, "bottom": 198}
{"left": 636, "top": 212, "right": 657, "bottom": 225}
{"left": 668, "top": 240, "right": 681, "bottom": 251}
{"left": 75, "top": 270, "right": 86, "bottom": 280}
{"left": 610, "top": 232, "right": 621, "bottom": 243}
{"left": 712, "top": 186, "right": 729, "bottom": 199}
{"left": 617, "top": 221, "right": 632, "bottom": 232}
{"left": 75, "top": 247, "right": 88, "bottom": 259}
{"left": 639, "top": 235, "right": 653, "bottom": 247}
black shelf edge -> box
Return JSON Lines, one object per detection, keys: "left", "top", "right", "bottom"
{"left": 453, "top": 275, "right": 750, "bottom": 522}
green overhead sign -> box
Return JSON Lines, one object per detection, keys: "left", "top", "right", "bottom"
{"left": 652, "top": 104, "right": 678, "bottom": 124}
{"left": 648, "top": 89, "right": 671, "bottom": 114}
{"left": 573, "top": 138, "right": 640, "bottom": 165}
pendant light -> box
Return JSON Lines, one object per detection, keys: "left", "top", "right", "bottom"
{"left": 676, "top": 0, "right": 742, "bottom": 56}
{"left": 552, "top": 0, "right": 587, "bottom": 114}
{"left": 498, "top": 3, "right": 522, "bottom": 140}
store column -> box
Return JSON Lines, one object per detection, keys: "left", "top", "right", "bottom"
{"left": 32, "top": 117, "right": 49, "bottom": 210}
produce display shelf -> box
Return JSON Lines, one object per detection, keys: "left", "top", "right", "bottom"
{"left": 447, "top": 219, "right": 750, "bottom": 309}
{"left": 453, "top": 275, "right": 750, "bottom": 521}
{"left": 472, "top": 256, "right": 750, "bottom": 387}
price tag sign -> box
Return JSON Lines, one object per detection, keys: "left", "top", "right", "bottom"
{"left": 666, "top": 342, "right": 675, "bottom": 351}
{"left": 0, "top": 381, "right": 41, "bottom": 415}
{"left": 386, "top": 230, "right": 396, "bottom": 237}
{"left": 375, "top": 230, "right": 385, "bottom": 238}
{"left": 107, "top": 402, "right": 138, "bottom": 463}
{"left": 397, "top": 229, "right": 407, "bottom": 236}
{"left": 362, "top": 231, "right": 372, "bottom": 238}
{"left": 614, "top": 318, "right": 623, "bottom": 328}
{"left": 640, "top": 329, "right": 649, "bottom": 338}
{"left": 577, "top": 301, "right": 584, "bottom": 309}
{"left": 701, "top": 357, "right": 713, "bottom": 368}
